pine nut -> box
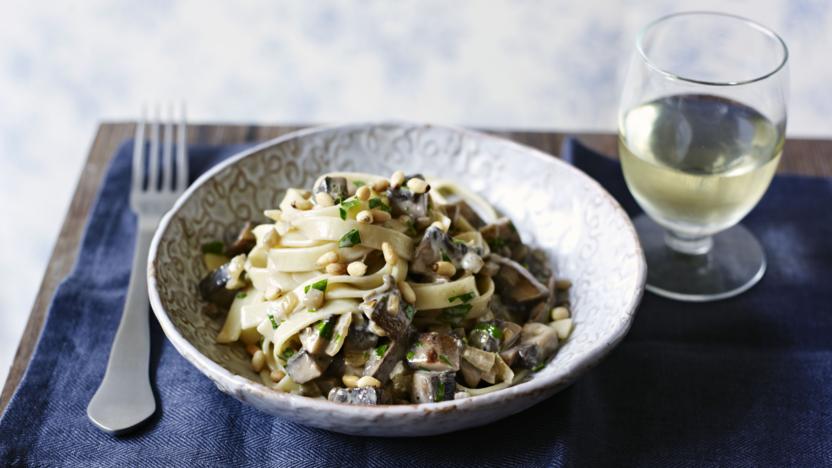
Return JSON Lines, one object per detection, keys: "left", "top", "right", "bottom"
{"left": 398, "top": 280, "right": 416, "bottom": 304}
{"left": 347, "top": 261, "right": 367, "bottom": 277}
{"left": 356, "top": 210, "right": 374, "bottom": 224}
{"left": 356, "top": 185, "right": 371, "bottom": 201}
{"left": 372, "top": 179, "right": 390, "bottom": 192}
{"left": 316, "top": 251, "right": 339, "bottom": 266}
{"left": 264, "top": 285, "right": 283, "bottom": 301}
{"left": 270, "top": 369, "right": 285, "bottom": 381}
{"left": 251, "top": 350, "right": 265, "bottom": 372}
{"left": 357, "top": 376, "right": 381, "bottom": 388}
{"left": 382, "top": 242, "right": 398, "bottom": 264}
{"left": 315, "top": 192, "right": 335, "bottom": 207}
{"left": 370, "top": 209, "right": 391, "bottom": 223}
{"left": 556, "top": 279, "right": 572, "bottom": 290}
{"left": 551, "top": 306, "right": 570, "bottom": 321}
{"left": 390, "top": 170, "right": 405, "bottom": 188}
{"left": 292, "top": 198, "right": 313, "bottom": 210}
{"left": 326, "top": 262, "right": 346, "bottom": 275}
{"left": 406, "top": 177, "right": 429, "bottom": 194}
{"left": 245, "top": 344, "right": 260, "bottom": 356}
{"left": 433, "top": 261, "right": 456, "bottom": 277}
{"left": 342, "top": 375, "right": 360, "bottom": 388}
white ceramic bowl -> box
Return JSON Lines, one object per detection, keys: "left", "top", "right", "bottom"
{"left": 148, "top": 122, "right": 645, "bottom": 436}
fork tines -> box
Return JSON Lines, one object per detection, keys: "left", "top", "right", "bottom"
{"left": 132, "top": 103, "right": 188, "bottom": 194}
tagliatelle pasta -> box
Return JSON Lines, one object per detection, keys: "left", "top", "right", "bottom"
{"left": 197, "top": 171, "right": 574, "bottom": 405}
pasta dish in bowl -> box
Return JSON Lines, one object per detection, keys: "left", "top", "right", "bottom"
{"left": 147, "top": 122, "right": 645, "bottom": 436}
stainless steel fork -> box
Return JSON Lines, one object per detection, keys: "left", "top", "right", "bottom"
{"left": 87, "top": 104, "right": 188, "bottom": 434}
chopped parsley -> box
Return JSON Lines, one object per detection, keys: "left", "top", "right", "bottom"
{"left": 404, "top": 304, "right": 416, "bottom": 321}
{"left": 236, "top": 292, "right": 247, "bottom": 299}
{"left": 488, "top": 237, "right": 507, "bottom": 250}
{"left": 532, "top": 362, "right": 546, "bottom": 372}
{"left": 368, "top": 197, "right": 391, "bottom": 212}
{"left": 441, "top": 250, "right": 451, "bottom": 262}
{"left": 353, "top": 180, "right": 366, "bottom": 187}
{"left": 474, "top": 322, "right": 503, "bottom": 340}
{"left": 439, "top": 354, "right": 452, "bottom": 366}
{"left": 201, "top": 241, "right": 225, "bottom": 255}
{"left": 281, "top": 348, "right": 295, "bottom": 359}
{"left": 440, "top": 303, "right": 472, "bottom": 324}
{"left": 338, "top": 199, "right": 362, "bottom": 220}
{"left": 406, "top": 351, "right": 415, "bottom": 361}
{"left": 304, "top": 278, "right": 328, "bottom": 294}
{"left": 338, "top": 228, "right": 361, "bottom": 248}
{"left": 436, "top": 381, "right": 445, "bottom": 402}
{"left": 374, "top": 343, "right": 389, "bottom": 357}
{"left": 448, "top": 292, "right": 475, "bottom": 304}
{"left": 333, "top": 333, "right": 341, "bottom": 343}
{"left": 315, "top": 319, "right": 334, "bottom": 340}
{"left": 267, "top": 314, "right": 279, "bottom": 330}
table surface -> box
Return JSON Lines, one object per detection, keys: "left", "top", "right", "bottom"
{"left": 2, "top": 123, "right": 830, "bottom": 411}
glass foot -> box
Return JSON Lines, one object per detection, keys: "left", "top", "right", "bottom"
{"left": 633, "top": 215, "right": 766, "bottom": 302}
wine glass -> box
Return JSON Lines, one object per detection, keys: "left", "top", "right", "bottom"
{"left": 618, "top": 12, "right": 789, "bottom": 301}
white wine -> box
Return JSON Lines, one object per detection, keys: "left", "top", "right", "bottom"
{"left": 619, "top": 94, "right": 784, "bottom": 237}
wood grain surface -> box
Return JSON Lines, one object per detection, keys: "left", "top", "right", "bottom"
{"left": 2, "top": 123, "right": 829, "bottom": 411}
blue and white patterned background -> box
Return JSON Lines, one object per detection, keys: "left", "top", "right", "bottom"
{"left": 1, "top": 0, "right": 830, "bottom": 384}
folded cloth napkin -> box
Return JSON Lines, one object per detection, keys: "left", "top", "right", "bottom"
{"left": 2, "top": 137, "right": 831, "bottom": 467}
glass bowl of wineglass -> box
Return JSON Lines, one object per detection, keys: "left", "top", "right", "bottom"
{"left": 618, "top": 12, "right": 789, "bottom": 301}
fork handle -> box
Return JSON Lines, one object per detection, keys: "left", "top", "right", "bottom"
{"left": 87, "top": 223, "right": 156, "bottom": 433}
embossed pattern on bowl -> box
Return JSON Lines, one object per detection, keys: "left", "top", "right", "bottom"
{"left": 147, "top": 122, "right": 646, "bottom": 436}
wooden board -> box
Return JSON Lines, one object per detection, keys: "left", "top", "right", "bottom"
{"left": 2, "top": 123, "right": 830, "bottom": 410}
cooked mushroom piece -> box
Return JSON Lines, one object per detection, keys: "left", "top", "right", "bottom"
{"left": 389, "top": 361, "right": 413, "bottom": 400}
{"left": 363, "top": 338, "right": 411, "bottom": 383}
{"left": 479, "top": 218, "right": 525, "bottom": 260}
{"left": 314, "top": 176, "right": 348, "bottom": 201}
{"left": 299, "top": 316, "right": 335, "bottom": 355}
{"left": 405, "top": 332, "right": 462, "bottom": 372}
{"left": 315, "top": 376, "right": 339, "bottom": 396}
{"left": 226, "top": 221, "right": 256, "bottom": 257}
{"left": 359, "top": 275, "right": 415, "bottom": 340}
{"left": 459, "top": 360, "right": 483, "bottom": 387}
{"left": 467, "top": 320, "right": 522, "bottom": 352}
{"left": 286, "top": 351, "right": 332, "bottom": 384}
{"left": 328, "top": 386, "right": 389, "bottom": 405}
{"left": 343, "top": 313, "right": 379, "bottom": 352}
{"left": 444, "top": 200, "right": 485, "bottom": 230}
{"left": 528, "top": 276, "right": 558, "bottom": 323}
{"left": 501, "top": 322, "right": 558, "bottom": 369}
{"left": 410, "top": 225, "right": 483, "bottom": 277}
{"left": 198, "top": 263, "right": 240, "bottom": 308}
{"left": 411, "top": 370, "right": 456, "bottom": 403}
{"left": 490, "top": 254, "right": 548, "bottom": 304}
{"left": 387, "top": 175, "right": 429, "bottom": 219}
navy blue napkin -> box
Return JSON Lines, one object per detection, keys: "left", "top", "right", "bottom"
{"left": 2, "top": 137, "right": 831, "bottom": 467}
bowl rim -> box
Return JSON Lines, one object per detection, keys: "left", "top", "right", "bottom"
{"left": 147, "top": 121, "right": 646, "bottom": 417}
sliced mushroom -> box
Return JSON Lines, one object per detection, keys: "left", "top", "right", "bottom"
{"left": 226, "top": 221, "right": 256, "bottom": 257}
{"left": 387, "top": 175, "right": 429, "bottom": 219}
{"left": 444, "top": 200, "right": 485, "bottom": 229}
{"left": 328, "top": 386, "right": 389, "bottom": 405}
{"left": 314, "top": 176, "right": 348, "bottom": 201}
{"left": 363, "top": 338, "right": 411, "bottom": 384}
{"left": 459, "top": 360, "right": 483, "bottom": 387}
{"left": 405, "top": 332, "right": 462, "bottom": 372}
{"left": 467, "top": 320, "right": 522, "bottom": 352}
{"left": 343, "top": 313, "right": 379, "bottom": 352}
{"left": 490, "top": 254, "right": 548, "bottom": 304}
{"left": 411, "top": 370, "right": 456, "bottom": 403}
{"left": 462, "top": 345, "right": 496, "bottom": 372}
{"left": 359, "top": 275, "right": 415, "bottom": 340}
{"left": 285, "top": 351, "right": 332, "bottom": 384}
{"left": 479, "top": 218, "right": 525, "bottom": 261}
{"left": 198, "top": 263, "right": 240, "bottom": 308}
{"left": 299, "top": 316, "right": 335, "bottom": 355}
{"left": 411, "top": 225, "right": 483, "bottom": 278}
{"left": 528, "top": 275, "right": 558, "bottom": 323}
{"left": 501, "top": 322, "right": 558, "bottom": 369}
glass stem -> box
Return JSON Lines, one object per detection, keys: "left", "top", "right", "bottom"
{"left": 664, "top": 229, "right": 713, "bottom": 255}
